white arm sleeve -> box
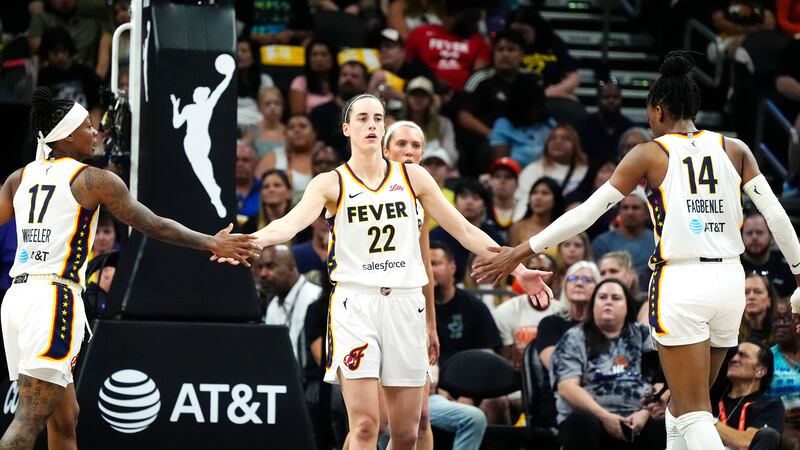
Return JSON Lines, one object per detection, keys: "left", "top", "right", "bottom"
{"left": 529, "top": 181, "right": 625, "bottom": 253}
{"left": 743, "top": 175, "right": 800, "bottom": 276}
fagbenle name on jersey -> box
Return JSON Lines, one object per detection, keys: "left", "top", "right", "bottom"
{"left": 21, "top": 228, "right": 52, "bottom": 243}
{"left": 686, "top": 199, "right": 724, "bottom": 214}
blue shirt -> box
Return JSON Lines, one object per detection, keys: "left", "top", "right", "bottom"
{"left": 766, "top": 345, "right": 800, "bottom": 409}
{"left": 592, "top": 229, "right": 654, "bottom": 279}
{"left": 291, "top": 241, "right": 323, "bottom": 275}
{"left": 236, "top": 178, "right": 262, "bottom": 218}
{"left": 489, "top": 117, "right": 555, "bottom": 167}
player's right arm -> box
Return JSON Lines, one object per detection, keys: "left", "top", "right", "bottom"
{"left": 728, "top": 137, "right": 800, "bottom": 321}
{"left": 72, "top": 167, "right": 260, "bottom": 265}
{"left": 251, "top": 171, "right": 339, "bottom": 248}
{"left": 0, "top": 169, "right": 22, "bottom": 226}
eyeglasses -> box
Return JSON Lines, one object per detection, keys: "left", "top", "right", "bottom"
{"left": 566, "top": 274, "right": 595, "bottom": 285}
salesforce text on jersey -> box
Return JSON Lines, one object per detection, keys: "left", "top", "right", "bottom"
{"left": 363, "top": 260, "right": 407, "bottom": 271}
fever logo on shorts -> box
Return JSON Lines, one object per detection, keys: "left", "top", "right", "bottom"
{"left": 343, "top": 343, "right": 369, "bottom": 371}
{"left": 98, "top": 369, "right": 161, "bottom": 433}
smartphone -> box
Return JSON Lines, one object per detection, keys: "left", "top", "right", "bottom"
{"left": 620, "top": 420, "right": 634, "bottom": 442}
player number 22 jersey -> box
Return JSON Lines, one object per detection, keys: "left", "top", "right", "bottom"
{"left": 647, "top": 131, "right": 744, "bottom": 266}
{"left": 9, "top": 158, "right": 99, "bottom": 288}
{"left": 327, "top": 160, "right": 427, "bottom": 288}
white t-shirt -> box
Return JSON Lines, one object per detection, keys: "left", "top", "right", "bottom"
{"left": 492, "top": 294, "right": 554, "bottom": 369}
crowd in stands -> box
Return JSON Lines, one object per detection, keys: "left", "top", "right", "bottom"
{"left": 0, "top": 0, "right": 799, "bottom": 449}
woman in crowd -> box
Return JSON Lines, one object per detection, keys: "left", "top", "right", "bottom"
{"left": 514, "top": 124, "right": 588, "bottom": 219}
{"left": 256, "top": 115, "right": 316, "bottom": 202}
{"left": 289, "top": 39, "right": 337, "bottom": 115}
{"left": 552, "top": 279, "right": 665, "bottom": 450}
{"left": 599, "top": 250, "right": 640, "bottom": 294}
{"left": 401, "top": 77, "right": 457, "bottom": 167}
{"left": 740, "top": 272, "right": 776, "bottom": 343}
{"left": 508, "top": 177, "right": 564, "bottom": 246}
{"left": 248, "top": 86, "right": 286, "bottom": 158}
{"left": 242, "top": 169, "right": 293, "bottom": 234}
{"left": 535, "top": 261, "right": 600, "bottom": 370}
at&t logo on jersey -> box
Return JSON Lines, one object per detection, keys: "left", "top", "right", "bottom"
{"left": 688, "top": 217, "right": 727, "bottom": 234}
{"left": 689, "top": 218, "right": 703, "bottom": 235}
{"left": 17, "top": 249, "right": 28, "bottom": 263}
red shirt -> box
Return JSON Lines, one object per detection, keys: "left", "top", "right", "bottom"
{"left": 405, "top": 24, "right": 490, "bottom": 92}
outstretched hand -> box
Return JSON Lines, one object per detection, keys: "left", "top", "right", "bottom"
{"left": 516, "top": 268, "right": 555, "bottom": 309}
{"left": 207, "top": 224, "right": 262, "bottom": 267}
{"left": 471, "top": 245, "right": 528, "bottom": 286}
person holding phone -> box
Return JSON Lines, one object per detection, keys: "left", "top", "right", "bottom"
{"left": 551, "top": 279, "right": 665, "bottom": 450}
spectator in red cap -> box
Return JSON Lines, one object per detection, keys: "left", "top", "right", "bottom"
{"left": 487, "top": 157, "right": 521, "bottom": 238}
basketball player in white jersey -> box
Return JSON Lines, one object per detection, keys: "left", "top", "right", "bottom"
{"left": 0, "top": 87, "right": 260, "bottom": 449}
{"left": 472, "top": 51, "right": 800, "bottom": 450}
{"left": 219, "top": 94, "right": 551, "bottom": 450}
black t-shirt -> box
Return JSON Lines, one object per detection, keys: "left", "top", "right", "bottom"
{"left": 309, "top": 100, "right": 348, "bottom": 160}
{"left": 430, "top": 221, "right": 506, "bottom": 282}
{"left": 435, "top": 288, "right": 502, "bottom": 364}
{"left": 463, "top": 70, "right": 543, "bottom": 130}
{"left": 520, "top": 35, "right": 576, "bottom": 87}
{"left": 37, "top": 64, "right": 101, "bottom": 111}
{"left": 576, "top": 112, "right": 634, "bottom": 162}
{"left": 711, "top": 0, "right": 774, "bottom": 26}
{"left": 741, "top": 251, "right": 796, "bottom": 297}
{"left": 535, "top": 315, "right": 579, "bottom": 353}
{"left": 712, "top": 392, "right": 785, "bottom": 433}
{"left": 303, "top": 295, "right": 329, "bottom": 384}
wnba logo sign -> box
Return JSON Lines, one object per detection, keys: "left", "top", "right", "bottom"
{"left": 98, "top": 370, "right": 161, "bottom": 433}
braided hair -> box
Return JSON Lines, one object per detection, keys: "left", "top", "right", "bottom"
{"left": 29, "top": 86, "right": 74, "bottom": 153}
{"left": 646, "top": 51, "right": 701, "bottom": 121}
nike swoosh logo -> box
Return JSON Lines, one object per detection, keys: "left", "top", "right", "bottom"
{"left": 348, "top": 192, "right": 363, "bottom": 199}
{"left": 753, "top": 186, "right": 761, "bottom": 195}
{"left": 792, "top": 262, "right": 800, "bottom": 268}
{"left": 606, "top": 202, "right": 614, "bottom": 210}
{"left": 418, "top": 307, "right": 425, "bottom": 313}
{"left": 343, "top": 299, "right": 348, "bottom": 309}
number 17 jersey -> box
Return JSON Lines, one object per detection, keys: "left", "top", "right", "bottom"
{"left": 327, "top": 160, "right": 427, "bottom": 288}
{"left": 648, "top": 131, "right": 744, "bottom": 266}
{"left": 9, "top": 158, "right": 99, "bottom": 288}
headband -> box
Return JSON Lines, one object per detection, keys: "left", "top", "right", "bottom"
{"left": 383, "top": 120, "right": 425, "bottom": 149}
{"left": 342, "top": 93, "right": 382, "bottom": 124}
{"left": 36, "top": 102, "right": 89, "bottom": 160}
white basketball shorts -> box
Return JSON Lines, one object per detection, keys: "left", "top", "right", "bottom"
{"left": 324, "top": 283, "right": 428, "bottom": 387}
{"left": 648, "top": 261, "right": 745, "bottom": 348}
{"left": 1, "top": 281, "right": 87, "bottom": 387}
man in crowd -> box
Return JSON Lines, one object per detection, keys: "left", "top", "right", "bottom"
{"left": 741, "top": 212, "right": 796, "bottom": 298}
{"left": 235, "top": 141, "right": 260, "bottom": 227}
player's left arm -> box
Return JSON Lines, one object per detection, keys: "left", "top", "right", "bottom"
{"left": 732, "top": 138, "right": 800, "bottom": 315}
{"left": 0, "top": 169, "right": 22, "bottom": 226}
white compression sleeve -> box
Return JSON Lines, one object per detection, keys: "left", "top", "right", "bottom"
{"left": 529, "top": 181, "right": 625, "bottom": 253}
{"left": 743, "top": 175, "right": 800, "bottom": 276}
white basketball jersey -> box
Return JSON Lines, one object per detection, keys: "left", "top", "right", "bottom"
{"left": 648, "top": 131, "right": 744, "bottom": 267}
{"left": 10, "top": 158, "right": 99, "bottom": 288}
{"left": 327, "top": 160, "right": 427, "bottom": 287}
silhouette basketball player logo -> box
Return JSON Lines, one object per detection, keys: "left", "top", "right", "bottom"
{"left": 169, "top": 54, "right": 234, "bottom": 218}
{"left": 343, "top": 343, "right": 369, "bottom": 370}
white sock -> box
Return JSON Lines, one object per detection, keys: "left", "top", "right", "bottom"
{"left": 665, "top": 407, "right": 688, "bottom": 450}
{"left": 676, "top": 411, "right": 724, "bottom": 450}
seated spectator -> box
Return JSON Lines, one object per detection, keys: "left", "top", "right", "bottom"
{"left": 508, "top": 6, "right": 579, "bottom": 99}
{"left": 740, "top": 272, "right": 777, "bottom": 343}
{"left": 431, "top": 241, "right": 502, "bottom": 366}
{"left": 309, "top": 60, "right": 369, "bottom": 158}
{"left": 430, "top": 179, "right": 505, "bottom": 281}
{"left": 368, "top": 28, "right": 437, "bottom": 115}
{"left": 291, "top": 213, "right": 329, "bottom": 282}
{"left": 563, "top": 158, "right": 619, "bottom": 239}
{"left": 552, "top": 279, "right": 664, "bottom": 450}
{"left": 592, "top": 190, "right": 654, "bottom": 287}
{"left": 489, "top": 74, "right": 554, "bottom": 167}
{"left": 289, "top": 40, "right": 338, "bottom": 115}
{"left": 387, "top": 0, "right": 445, "bottom": 40}
{"left": 90, "top": 210, "right": 118, "bottom": 259}
{"left": 237, "top": 0, "right": 312, "bottom": 45}
{"left": 421, "top": 147, "right": 455, "bottom": 229}
{"left": 461, "top": 253, "right": 513, "bottom": 311}
{"left": 400, "top": 76, "right": 457, "bottom": 165}
{"left": 405, "top": 0, "right": 490, "bottom": 93}
{"left": 486, "top": 157, "right": 521, "bottom": 238}
{"left": 741, "top": 212, "right": 797, "bottom": 298}
{"left": 235, "top": 141, "right": 261, "bottom": 227}
{"left": 259, "top": 245, "right": 322, "bottom": 369}
{"left": 776, "top": 0, "right": 800, "bottom": 36}
{"left": 598, "top": 251, "right": 639, "bottom": 294}
{"left": 28, "top": 0, "right": 112, "bottom": 78}
{"left": 36, "top": 27, "right": 103, "bottom": 128}
{"left": 508, "top": 177, "right": 565, "bottom": 246}
{"left": 766, "top": 297, "right": 800, "bottom": 449}
{"left": 577, "top": 79, "right": 634, "bottom": 162}
{"left": 514, "top": 124, "right": 589, "bottom": 219}
{"left": 618, "top": 127, "right": 653, "bottom": 160}
{"left": 553, "top": 233, "right": 593, "bottom": 285}
{"left": 536, "top": 261, "right": 600, "bottom": 370}
{"left": 236, "top": 37, "right": 275, "bottom": 128}
{"left": 311, "top": 144, "right": 341, "bottom": 176}
{"left": 459, "top": 30, "right": 540, "bottom": 175}
{"left": 257, "top": 115, "right": 315, "bottom": 201}
{"left": 713, "top": 340, "right": 784, "bottom": 450}
{"left": 428, "top": 362, "right": 487, "bottom": 450}
{"left": 709, "top": 0, "right": 776, "bottom": 64}
{"left": 242, "top": 169, "right": 293, "bottom": 234}
{"left": 246, "top": 86, "right": 286, "bottom": 158}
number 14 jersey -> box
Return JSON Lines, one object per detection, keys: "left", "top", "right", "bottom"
{"left": 648, "top": 131, "right": 744, "bottom": 266}
{"left": 9, "top": 158, "right": 99, "bottom": 288}
{"left": 328, "top": 160, "right": 427, "bottom": 288}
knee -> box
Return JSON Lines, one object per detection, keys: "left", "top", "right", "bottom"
{"left": 752, "top": 427, "right": 781, "bottom": 450}
{"left": 351, "top": 415, "right": 380, "bottom": 442}
{"left": 391, "top": 427, "right": 419, "bottom": 448}
{"left": 462, "top": 406, "right": 487, "bottom": 430}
